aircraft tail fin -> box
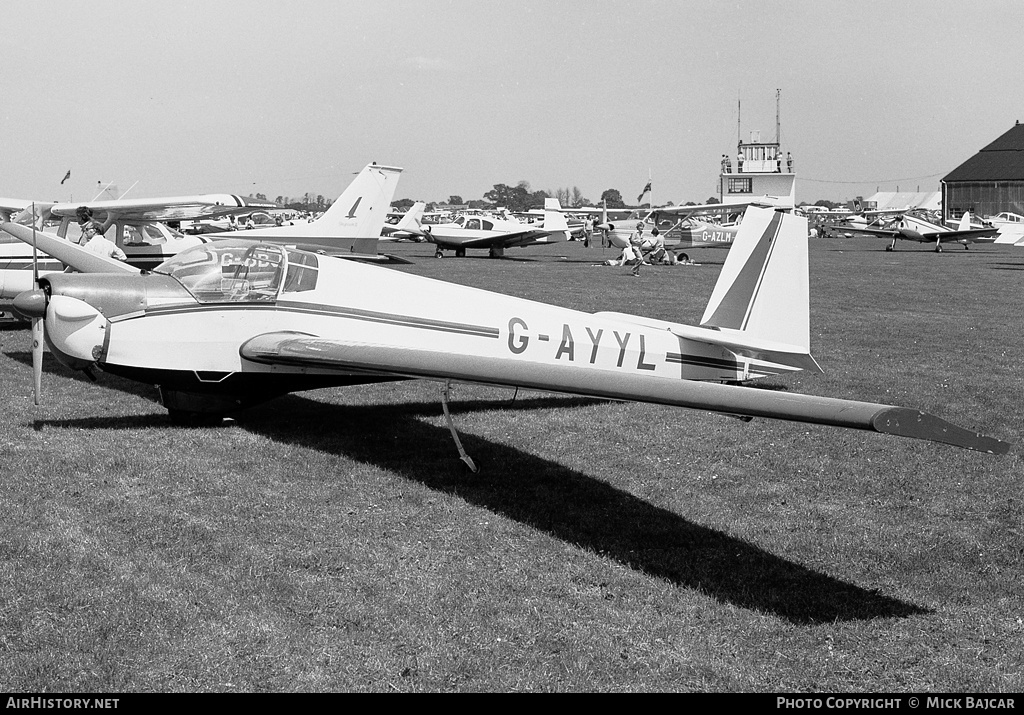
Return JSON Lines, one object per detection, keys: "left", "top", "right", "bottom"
{"left": 306, "top": 163, "right": 402, "bottom": 237}
{"left": 394, "top": 202, "right": 425, "bottom": 232}
{"left": 541, "top": 198, "right": 569, "bottom": 237}
{"left": 700, "top": 206, "right": 813, "bottom": 357}
{"left": 957, "top": 211, "right": 972, "bottom": 231}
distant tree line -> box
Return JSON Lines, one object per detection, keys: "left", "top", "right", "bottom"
{"left": 257, "top": 185, "right": 845, "bottom": 213}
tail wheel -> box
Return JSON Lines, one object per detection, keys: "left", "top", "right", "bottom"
{"left": 676, "top": 252, "right": 689, "bottom": 263}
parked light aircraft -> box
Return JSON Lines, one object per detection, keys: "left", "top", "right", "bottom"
{"left": 597, "top": 198, "right": 782, "bottom": 262}
{"left": 1, "top": 192, "right": 277, "bottom": 271}
{"left": 203, "top": 163, "right": 404, "bottom": 261}
{"left": 0, "top": 162, "right": 406, "bottom": 316}
{"left": 381, "top": 202, "right": 427, "bottom": 240}
{"left": 5, "top": 206, "right": 1010, "bottom": 474}
{"left": 982, "top": 211, "right": 1024, "bottom": 244}
{"left": 0, "top": 195, "right": 273, "bottom": 321}
{"left": 401, "top": 199, "right": 570, "bottom": 258}
{"left": 831, "top": 210, "right": 998, "bottom": 252}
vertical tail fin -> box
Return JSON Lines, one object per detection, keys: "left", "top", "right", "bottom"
{"left": 957, "top": 211, "right": 972, "bottom": 231}
{"left": 308, "top": 163, "right": 402, "bottom": 237}
{"left": 701, "top": 206, "right": 811, "bottom": 351}
{"left": 541, "top": 198, "right": 569, "bottom": 237}
{"left": 394, "top": 201, "right": 425, "bottom": 232}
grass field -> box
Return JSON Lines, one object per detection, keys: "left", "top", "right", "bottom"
{"left": 0, "top": 235, "right": 1021, "bottom": 692}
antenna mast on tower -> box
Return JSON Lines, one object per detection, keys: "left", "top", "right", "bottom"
{"left": 775, "top": 88, "right": 781, "bottom": 146}
{"left": 737, "top": 93, "right": 741, "bottom": 146}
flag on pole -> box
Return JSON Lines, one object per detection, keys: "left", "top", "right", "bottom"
{"left": 60, "top": 170, "right": 71, "bottom": 184}
{"left": 636, "top": 181, "right": 651, "bottom": 204}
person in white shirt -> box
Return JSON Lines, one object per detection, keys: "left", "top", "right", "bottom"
{"left": 74, "top": 206, "right": 126, "bottom": 261}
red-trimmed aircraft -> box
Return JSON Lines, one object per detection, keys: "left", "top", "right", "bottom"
{"left": 4, "top": 206, "right": 1010, "bottom": 473}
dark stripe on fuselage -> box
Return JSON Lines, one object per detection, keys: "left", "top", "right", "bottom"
{"left": 134, "top": 300, "right": 500, "bottom": 339}
{"left": 666, "top": 352, "right": 739, "bottom": 372}
{"left": 280, "top": 301, "right": 501, "bottom": 338}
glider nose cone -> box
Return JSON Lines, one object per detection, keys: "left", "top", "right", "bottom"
{"left": 46, "top": 295, "right": 108, "bottom": 369}
{"left": 12, "top": 288, "right": 47, "bottom": 319}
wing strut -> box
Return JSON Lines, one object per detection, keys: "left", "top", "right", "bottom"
{"left": 441, "top": 381, "right": 478, "bottom": 473}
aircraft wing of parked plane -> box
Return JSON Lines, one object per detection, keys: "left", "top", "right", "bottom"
{"left": 45, "top": 194, "right": 281, "bottom": 224}
{"left": 832, "top": 211, "right": 999, "bottom": 252}
{"left": 5, "top": 206, "right": 1011, "bottom": 469}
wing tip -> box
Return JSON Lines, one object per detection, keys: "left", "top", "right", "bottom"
{"left": 872, "top": 407, "right": 1012, "bottom": 455}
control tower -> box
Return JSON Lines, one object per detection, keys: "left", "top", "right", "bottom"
{"left": 719, "top": 92, "right": 795, "bottom": 208}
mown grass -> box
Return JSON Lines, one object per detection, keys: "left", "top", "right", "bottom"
{"left": 0, "top": 236, "right": 1021, "bottom": 692}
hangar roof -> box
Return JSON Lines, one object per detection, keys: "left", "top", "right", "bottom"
{"left": 943, "top": 122, "right": 1024, "bottom": 182}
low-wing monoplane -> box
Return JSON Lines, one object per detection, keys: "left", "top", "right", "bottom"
{"left": 982, "top": 211, "right": 1024, "bottom": 244}
{"left": 403, "top": 199, "right": 570, "bottom": 258}
{"left": 831, "top": 210, "right": 999, "bottom": 252}
{"left": 6, "top": 205, "right": 1010, "bottom": 474}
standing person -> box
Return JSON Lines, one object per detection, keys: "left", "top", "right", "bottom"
{"left": 629, "top": 222, "right": 646, "bottom": 277}
{"left": 82, "top": 230, "right": 127, "bottom": 261}
{"left": 74, "top": 207, "right": 125, "bottom": 261}
{"left": 786, "top": 151, "right": 793, "bottom": 173}
{"left": 74, "top": 206, "right": 114, "bottom": 243}
{"left": 736, "top": 151, "right": 744, "bottom": 173}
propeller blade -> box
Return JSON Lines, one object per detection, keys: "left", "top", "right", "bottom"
{"left": 31, "top": 315, "right": 43, "bottom": 405}
{"left": 30, "top": 203, "right": 43, "bottom": 404}
{"left": 31, "top": 203, "right": 38, "bottom": 285}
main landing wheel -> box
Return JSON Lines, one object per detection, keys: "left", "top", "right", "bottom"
{"left": 935, "top": 246, "right": 943, "bottom": 253}
{"left": 676, "top": 252, "right": 690, "bottom": 263}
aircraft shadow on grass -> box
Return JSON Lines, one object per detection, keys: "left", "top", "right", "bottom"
{"left": 9, "top": 349, "right": 925, "bottom": 625}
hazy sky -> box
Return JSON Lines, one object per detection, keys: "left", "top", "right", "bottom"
{"left": 2, "top": 0, "right": 1022, "bottom": 207}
